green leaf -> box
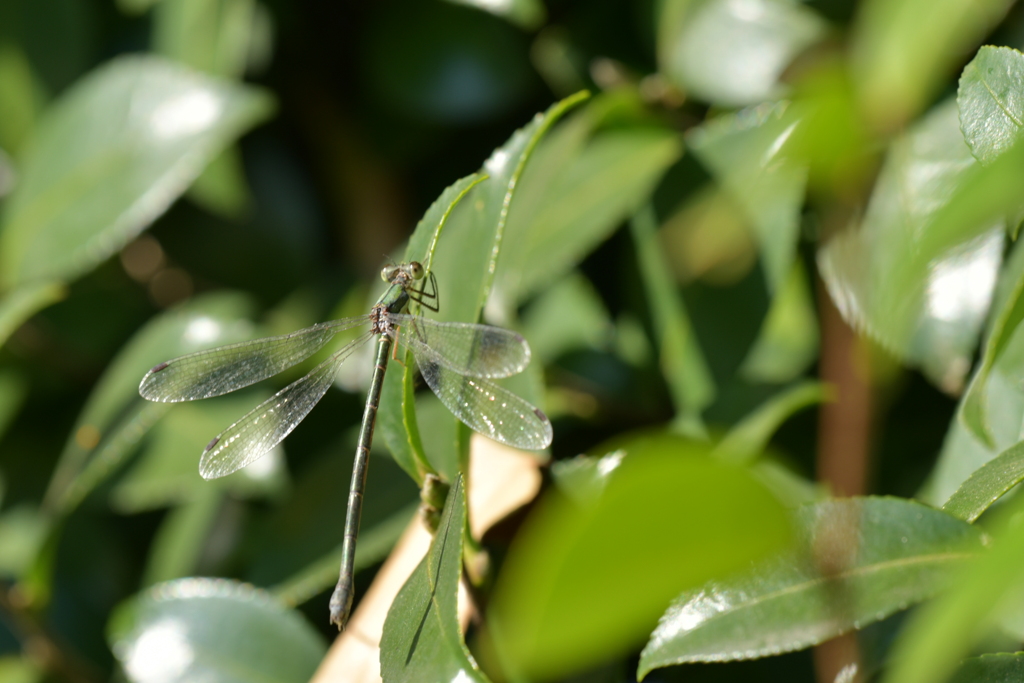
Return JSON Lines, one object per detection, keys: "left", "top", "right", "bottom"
{"left": 943, "top": 440, "right": 1024, "bottom": 523}
{"left": 688, "top": 102, "right": 806, "bottom": 294}
{"left": 850, "top": 0, "right": 1012, "bottom": 130}
{"left": 712, "top": 380, "right": 834, "bottom": 464}
{"left": 108, "top": 578, "right": 326, "bottom": 683}
{"left": 108, "top": 394, "right": 286, "bottom": 514}
{"left": 922, "top": 237, "right": 1024, "bottom": 505}
{"left": 44, "top": 292, "right": 259, "bottom": 515}
{"left": 520, "top": 272, "right": 612, "bottom": 364}
{"left": 0, "top": 505, "right": 48, "bottom": 578}
{"left": 949, "top": 654, "right": 1024, "bottom": 683}
{"left": 141, "top": 486, "right": 222, "bottom": 587}
{"left": 153, "top": 0, "right": 263, "bottom": 217}
{"left": 499, "top": 117, "right": 684, "bottom": 305}
{"left": 881, "top": 493, "right": 1024, "bottom": 683}
{"left": 486, "top": 436, "right": 791, "bottom": 681}
{"left": 0, "top": 55, "right": 274, "bottom": 288}
{"left": 630, "top": 204, "right": 715, "bottom": 432}
{"left": 958, "top": 46, "right": 1024, "bottom": 165}
{"left": 740, "top": 261, "right": 820, "bottom": 383}
{"left": 431, "top": 93, "right": 588, "bottom": 327}
{"left": 658, "top": 0, "right": 826, "bottom": 106}
{"left": 0, "top": 43, "right": 44, "bottom": 157}
{"left": 380, "top": 475, "right": 487, "bottom": 683}
{"left": 154, "top": 0, "right": 259, "bottom": 78}
{"left": 818, "top": 98, "right": 1003, "bottom": 394}
{"left": 444, "top": 0, "right": 545, "bottom": 30}
{"left": 0, "top": 656, "right": 41, "bottom": 683}
{"left": 0, "top": 280, "right": 66, "bottom": 348}
{"left": 638, "top": 497, "right": 983, "bottom": 678}
{"left": 378, "top": 173, "right": 488, "bottom": 482}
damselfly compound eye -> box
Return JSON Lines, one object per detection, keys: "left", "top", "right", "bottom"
{"left": 408, "top": 261, "right": 425, "bottom": 280}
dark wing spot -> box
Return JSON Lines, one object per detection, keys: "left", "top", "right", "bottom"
{"left": 533, "top": 408, "right": 549, "bottom": 423}
{"left": 205, "top": 436, "right": 220, "bottom": 452}
{"left": 150, "top": 362, "right": 169, "bottom": 373}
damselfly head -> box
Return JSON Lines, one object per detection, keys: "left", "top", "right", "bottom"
{"left": 381, "top": 261, "right": 425, "bottom": 284}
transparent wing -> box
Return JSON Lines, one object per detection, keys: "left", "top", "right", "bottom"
{"left": 140, "top": 317, "right": 369, "bottom": 402}
{"left": 390, "top": 314, "right": 530, "bottom": 379}
{"left": 417, "top": 357, "right": 552, "bottom": 450}
{"left": 199, "top": 331, "right": 374, "bottom": 479}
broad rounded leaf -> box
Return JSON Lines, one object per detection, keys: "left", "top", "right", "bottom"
{"left": 0, "top": 55, "right": 274, "bottom": 287}
{"left": 958, "top": 46, "right": 1024, "bottom": 165}
{"left": 487, "top": 437, "right": 791, "bottom": 681}
{"left": 639, "top": 497, "right": 982, "bottom": 677}
{"left": 109, "top": 578, "right": 326, "bottom": 683}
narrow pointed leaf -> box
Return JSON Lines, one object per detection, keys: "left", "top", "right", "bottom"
{"left": 712, "top": 381, "right": 833, "bottom": 464}
{"left": 943, "top": 440, "right": 1024, "bottom": 522}
{"left": 851, "top": 0, "right": 1012, "bottom": 130}
{"left": 380, "top": 475, "right": 487, "bottom": 683}
{"left": 639, "top": 498, "right": 983, "bottom": 678}
{"left": 379, "top": 173, "right": 487, "bottom": 482}
{"left": 631, "top": 204, "right": 715, "bottom": 428}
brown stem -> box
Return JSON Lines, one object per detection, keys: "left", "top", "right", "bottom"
{"left": 813, "top": 281, "right": 873, "bottom": 683}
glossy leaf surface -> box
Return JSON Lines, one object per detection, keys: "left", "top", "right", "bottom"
{"left": 923, "top": 240, "right": 1024, "bottom": 504}
{"left": 109, "top": 578, "right": 326, "bottom": 683}
{"left": 380, "top": 475, "right": 487, "bottom": 683}
{"left": 487, "top": 437, "right": 791, "bottom": 681}
{"left": 639, "top": 497, "right": 983, "bottom": 677}
{"left": 882, "top": 493, "right": 1024, "bottom": 683}
{"left": 950, "top": 654, "right": 1024, "bottom": 683}
{"left": 818, "top": 99, "right": 1002, "bottom": 393}
{"left": 658, "top": 0, "right": 826, "bottom": 107}
{"left": 943, "top": 440, "right": 1024, "bottom": 522}
{"left": 0, "top": 55, "right": 274, "bottom": 287}
{"left": 958, "top": 46, "right": 1024, "bottom": 165}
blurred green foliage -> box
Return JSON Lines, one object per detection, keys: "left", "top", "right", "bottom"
{"left": 6, "top": 1, "right": 1024, "bottom": 683}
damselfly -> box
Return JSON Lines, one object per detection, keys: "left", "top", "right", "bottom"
{"left": 139, "top": 262, "right": 552, "bottom": 627}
